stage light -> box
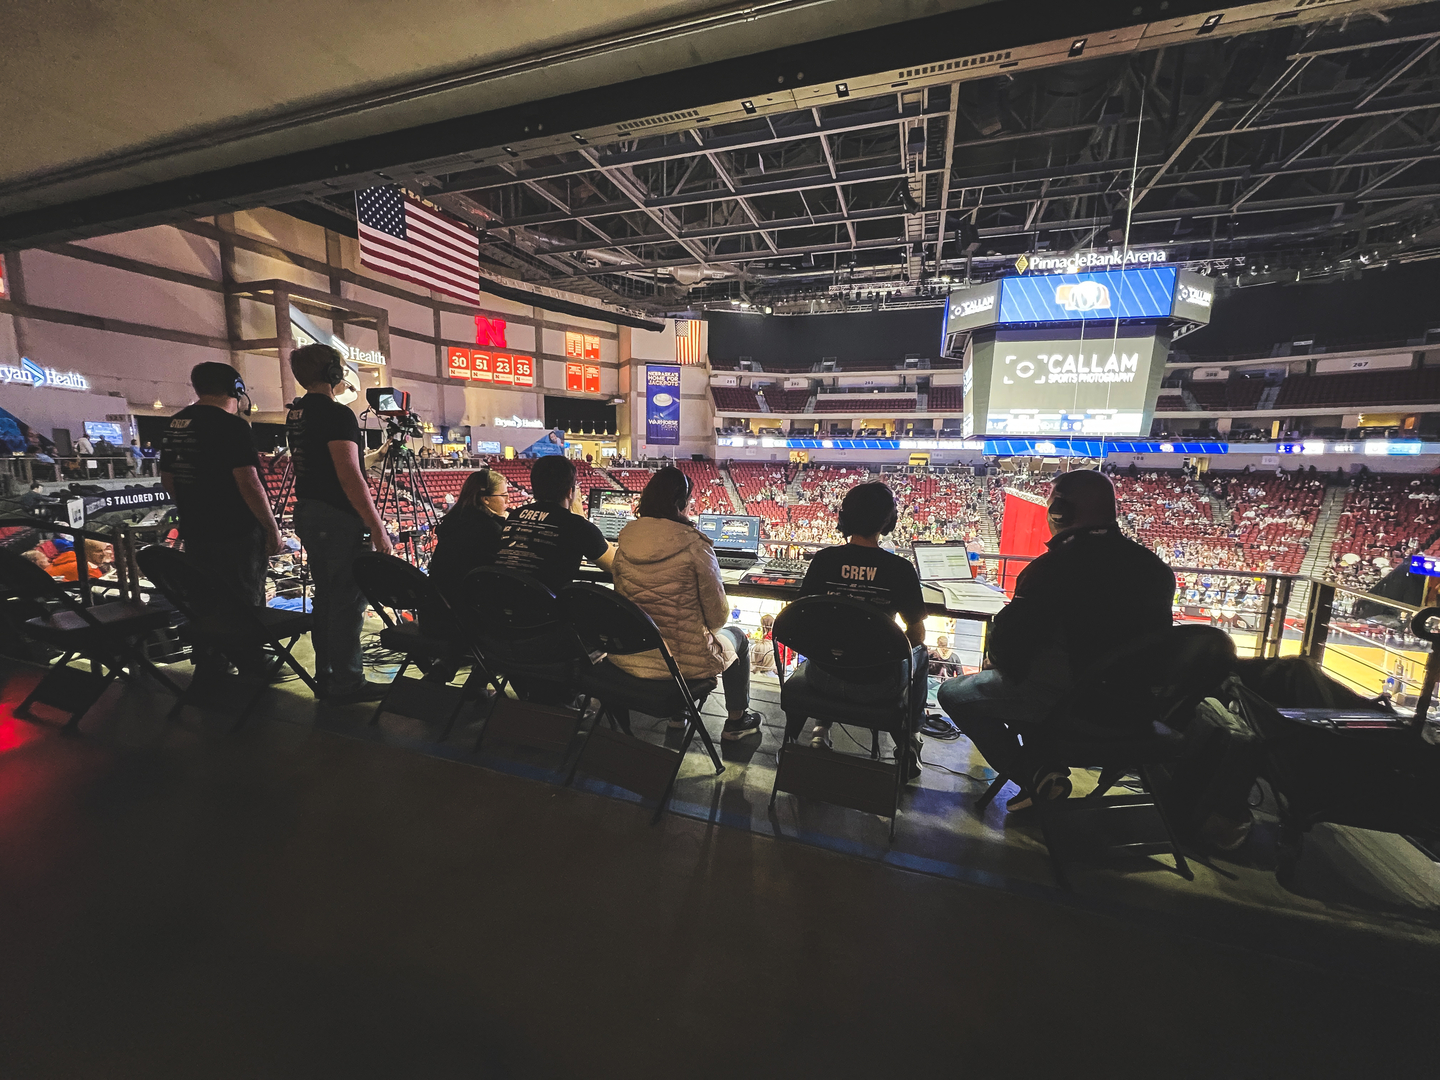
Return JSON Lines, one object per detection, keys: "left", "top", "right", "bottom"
{"left": 741, "top": 100, "right": 757, "bottom": 114}
{"left": 503, "top": 146, "right": 518, "bottom": 157}
{"left": 1069, "top": 38, "right": 1086, "bottom": 57}
{"left": 836, "top": 83, "right": 849, "bottom": 98}
{"left": 572, "top": 133, "right": 588, "bottom": 144}
{"left": 1197, "top": 13, "right": 1222, "bottom": 34}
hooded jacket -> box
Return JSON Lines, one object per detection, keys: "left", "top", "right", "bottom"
{"left": 608, "top": 515, "right": 736, "bottom": 681}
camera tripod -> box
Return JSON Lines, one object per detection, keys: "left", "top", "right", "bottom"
{"left": 372, "top": 436, "right": 439, "bottom": 567}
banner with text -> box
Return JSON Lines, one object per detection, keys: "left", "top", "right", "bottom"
{"left": 646, "top": 365, "right": 681, "bottom": 446}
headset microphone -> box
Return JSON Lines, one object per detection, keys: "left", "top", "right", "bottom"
{"left": 232, "top": 371, "right": 253, "bottom": 416}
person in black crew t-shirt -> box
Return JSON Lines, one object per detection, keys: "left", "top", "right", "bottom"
{"left": 795, "top": 481, "right": 928, "bottom": 774}
{"left": 160, "top": 362, "right": 284, "bottom": 680}
{"left": 286, "top": 344, "right": 393, "bottom": 704}
{"left": 494, "top": 455, "right": 613, "bottom": 595}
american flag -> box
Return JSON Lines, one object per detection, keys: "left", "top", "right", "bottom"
{"left": 356, "top": 185, "right": 479, "bottom": 304}
{"left": 675, "top": 318, "right": 702, "bottom": 364}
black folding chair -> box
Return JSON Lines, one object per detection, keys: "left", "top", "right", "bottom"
{"left": 975, "top": 624, "right": 1238, "bottom": 888}
{"left": 771, "top": 595, "right": 925, "bottom": 840}
{"left": 0, "top": 547, "right": 180, "bottom": 730}
{"left": 136, "top": 544, "right": 317, "bottom": 725}
{"left": 558, "top": 582, "right": 725, "bottom": 822}
{"left": 352, "top": 553, "right": 483, "bottom": 739}
{"left": 453, "top": 566, "right": 587, "bottom": 757}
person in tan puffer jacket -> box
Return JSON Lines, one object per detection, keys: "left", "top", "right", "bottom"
{"left": 609, "top": 466, "right": 763, "bottom": 741}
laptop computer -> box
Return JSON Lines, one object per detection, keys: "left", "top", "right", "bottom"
{"left": 588, "top": 488, "right": 641, "bottom": 541}
{"left": 697, "top": 514, "right": 763, "bottom": 570}
{"left": 912, "top": 541, "right": 1005, "bottom": 616}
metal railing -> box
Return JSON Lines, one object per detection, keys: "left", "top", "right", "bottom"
{"left": 0, "top": 455, "right": 160, "bottom": 484}
{"left": 1300, "top": 579, "right": 1431, "bottom": 711}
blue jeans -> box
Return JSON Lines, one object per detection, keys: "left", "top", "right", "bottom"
{"left": 936, "top": 657, "right": 1070, "bottom": 781}
{"left": 295, "top": 498, "right": 368, "bottom": 694}
{"left": 716, "top": 626, "right": 750, "bottom": 713}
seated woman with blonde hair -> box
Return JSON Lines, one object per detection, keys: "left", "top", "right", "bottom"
{"left": 609, "top": 466, "right": 763, "bottom": 741}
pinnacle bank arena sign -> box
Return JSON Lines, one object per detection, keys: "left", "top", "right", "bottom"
{"left": 1014, "top": 249, "right": 1167, "bottom": 274}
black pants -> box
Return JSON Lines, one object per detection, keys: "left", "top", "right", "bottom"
{"left": 183, "top": 526, "right": 267, "bottom": 676}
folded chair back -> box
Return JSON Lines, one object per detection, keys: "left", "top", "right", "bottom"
{"left": 458, "top": 565, "right": 562, "bottom": 631}
{"left": 0, "top": 547, "right": 89, "bottom": 613}
{"left": 772, "top": 594, "right": 913, "bottom": 681}
{"left": 353, "top": 553, "right": 456, "bottom": 633}
{"left": 1072, "top": 624, "right": 1238, "bottom": 731}
{"left": 557, "top": 581, "right": 667, "bottom": 659}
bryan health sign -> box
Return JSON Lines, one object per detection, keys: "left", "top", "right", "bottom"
{"left": 646, "top": 365, "right": 681, "bottom": 446}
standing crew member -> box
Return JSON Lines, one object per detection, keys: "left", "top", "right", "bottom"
{"left": 287, "top": 343, "right": 393, "bottom": 703}
{"left": 160, "top": 362, "right": 283, "bottom": 680}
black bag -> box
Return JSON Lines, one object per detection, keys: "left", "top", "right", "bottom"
{"left": 1156, "top": 685, "right": 1264, "bottom": 851}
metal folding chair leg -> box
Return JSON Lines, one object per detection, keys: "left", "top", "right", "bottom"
{"left": 976, "top": 774, "right": 1010, "bottom": 810}
{"left": 1140, "top": 765, "right": 1194, "bottom": 881}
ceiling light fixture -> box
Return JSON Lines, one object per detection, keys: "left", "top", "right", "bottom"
{"left": 835, "top": 83, "right": 849, "bottom": 98}
{"left": 741, "top": 100, "right": 757, "bottom": 114}
{"left": 1197, "top": 13, "right": 1222, "bottom": 34}
{"left": 1069, "top": 38, "right": 1086, "bottom": 57}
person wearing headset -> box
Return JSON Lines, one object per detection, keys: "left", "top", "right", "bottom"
{"left": 794, "top": 481, "right": 928, "bottom": 776}
{"left": 286, "top": 343, "right": 394, "bottom": 704}
{"left": 936, "top": 469, "right": 1176, "bottom": 811}
{"left": 160, "top": 362, "right": 285, "bottom": 683}
{"left": 606, "top": 466, "right": 762, "bottom": 741}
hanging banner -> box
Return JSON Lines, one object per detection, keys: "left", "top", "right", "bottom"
{"left": 646, "top": 364, "right": 681, "bottom": 446}
{"left": 446, "top": 347, "right": 473, "bottom": 379}
{"left": 492, "top": 354, "right": 514, "bottom": 385}
{"left": 520, "top": 429, "right": 568, "bottom": 457}
{"left": 583, "top": 364, "right": 601, "bottom": 394}
{"left": 565, "top": 362, "right": 584, "bottom": 392}
{"left": 472, "top": 351, "right": 492, "bottom": 382}
{"left": 513, "top": 355, "right": 534, "bottom": 387}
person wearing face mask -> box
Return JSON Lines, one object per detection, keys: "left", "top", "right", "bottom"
{"left": 936, "top": 469, "right": 1176, "bottom": 811}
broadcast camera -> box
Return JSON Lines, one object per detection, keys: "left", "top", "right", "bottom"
{"left": 366, "top": 387, "right": 424, "bottom": 442}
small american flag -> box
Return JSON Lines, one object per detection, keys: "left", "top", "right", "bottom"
{"left": 356, "top": 185, "right": 479, "bottom": 304}
{"left": 675, "top": 318, "right": 702, "bottom": 365}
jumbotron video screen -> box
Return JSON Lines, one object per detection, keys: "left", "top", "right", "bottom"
{"left": 965, "top": 328, "right": 1169, "bottom": 437}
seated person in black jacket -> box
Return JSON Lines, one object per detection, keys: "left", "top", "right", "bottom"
{"left": 427, "top": 469, "right": 509, "bottom": 598}
{"left": 937, "top": 470, "right": 1176, "bottom": 810}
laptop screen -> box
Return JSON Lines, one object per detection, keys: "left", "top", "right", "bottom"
{"left": 588, "top": 488, "right": 641, "bottom": 540}
{"left": 697, "top": 514, "right": 762, "bottom": 554}
{"left": 913, "top": 542, "right": 975, "bottom": 582}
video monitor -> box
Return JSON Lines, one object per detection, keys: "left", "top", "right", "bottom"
{"left": 83, "top": 421, "right": 127, "bottom": 446}
{"left": 912, "top": 542, "right": 975, "bottom": 582}
{"left": 365, "top": 387, "right": 410, "bottom": 416}
{"left": 997, "top": 267, "right": 1178, "bottom": 324}
{"left": 697, "top": 514, "right": 762, "bottom": 553}
{"left": 970, "top": 328, "right": 1167, "bottom": 438}
{"left": 588, "top": 488, "right": 641, "bottom": 540}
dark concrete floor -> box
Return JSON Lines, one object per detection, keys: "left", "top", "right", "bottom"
{"left": 1, "top": 667, "right": 1438, "bottom": 1078}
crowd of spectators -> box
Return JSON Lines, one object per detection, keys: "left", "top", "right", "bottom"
{"left": 1326, "top": 473, "right": 1440, "bottom": 592}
